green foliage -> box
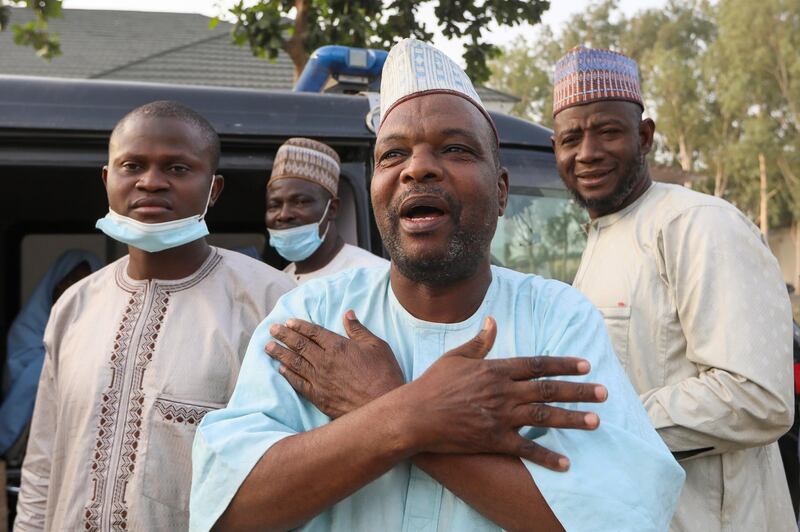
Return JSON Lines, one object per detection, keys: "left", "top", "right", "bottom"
{"left": 228, "top": 0, "right": 549, "bottom": 83}
{"left": 489, "top": 0, "right": 800, "bottom": 230}
{"left": 1, "top": 0, "right": 62, "bottom": 60}
{"left": 487, "top": 33, "right": 559, "bottom": 128}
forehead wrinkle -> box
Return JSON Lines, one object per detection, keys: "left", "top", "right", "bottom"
{"left": 439, "top": 127, "right": 482, "bottom": 143}
{"left": 555, "top": 113, "right": 631, "bottom": 135}
{"left": 380, "top": 93, "right": 487, "bottom": 137}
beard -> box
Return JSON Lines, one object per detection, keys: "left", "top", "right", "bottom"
{"left": 568, "top": 148, "right": 647, "bottom": 214}
{"left": 378, "top": 184, "right": 496, "bottom": 286}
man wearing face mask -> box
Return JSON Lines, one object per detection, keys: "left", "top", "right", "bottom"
{"left": 267, "top": 138, "right": 388, "bottom": 284}
{"left": 14, "top": 101, "right": 294, "bottom": 531}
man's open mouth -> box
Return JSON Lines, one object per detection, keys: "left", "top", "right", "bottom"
{"left": 398, "top": 195, "right": 450, "bottom": 232}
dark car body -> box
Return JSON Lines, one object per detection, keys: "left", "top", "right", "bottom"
{"left": 0, "top": 74, "right": 583, "bottom": 352}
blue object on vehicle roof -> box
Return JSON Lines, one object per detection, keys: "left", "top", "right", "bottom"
{"left": 294, "top": 45, "right": 388, "bottom": 93}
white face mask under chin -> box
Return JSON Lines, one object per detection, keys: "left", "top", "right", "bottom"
{"left": 95, "top": 178, "right": 216, "bottom": 253}
{"left": 267, "top": 200, "right": 331, "bottom": 262}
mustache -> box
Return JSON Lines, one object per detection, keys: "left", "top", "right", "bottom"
{"left": 388, "top": 185, "right": 461, "bottom": 220}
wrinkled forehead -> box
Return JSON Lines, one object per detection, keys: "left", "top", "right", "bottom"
{"left": 553, "top": 100, "right": 642, "bottom": 133}
{"left": 376, "top": 93, "right": 493, "bottom": 147}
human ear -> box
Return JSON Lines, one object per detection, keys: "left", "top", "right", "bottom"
{"left": 497, "top": 168, "right": 510, "bottom": 216}
{"left": 328, "top": 197, "right": 340, "bottom": 220}
{"left": 209, "top": 174, "right": 225, "bottom": 207}
{"left": 640, "top": 118, "right": 656, "bottom": 156}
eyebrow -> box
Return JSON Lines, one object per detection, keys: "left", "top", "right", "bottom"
{"left": 439, "top": 127, "right": 481, "bottom": 141}
{"left": 556, "top": 127, "right": 582, "bottom": 138}
{"left": 375, "top": 127, "right": 485, "bottom": 153}
{"left": 556, "top": 116, "right": 628, "bottom": 136}
{"left": 375, "top": 133, "right": 408, "bottom": 147}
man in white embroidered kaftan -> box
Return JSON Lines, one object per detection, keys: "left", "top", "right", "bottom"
{"left": 14, "top": 101, "right": 295, "bottom": 531}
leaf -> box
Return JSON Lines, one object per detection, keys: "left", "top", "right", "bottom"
{"left": 225, "top": 0, "right": 548, "bottom": 84}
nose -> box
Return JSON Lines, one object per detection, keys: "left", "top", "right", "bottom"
{"left": 575, "top": 132, "right": 604, "bottom": 165}
{"left": 276, "top": 203, "right": 295, "bottom": 223}
{"left": 135, "top": 168, "right": 169, "bottom": 192}
{"left": 400, "top": 146, "right": 442, "bottom": 184}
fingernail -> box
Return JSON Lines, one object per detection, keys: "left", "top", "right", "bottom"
{"left": 269, "top": 324, "right": 280, "bottom": 335}
{"left": 584, "top": 413, "right": 599, "bottom": 426}
{"left": 265, "top": 342, "right": 275, "bottom": 352}
{"left": 345, "top": 310, "right": 356, "bottom": 321}
{"left": 482, "top": 317, "right": 491, "bottom": 330}
{"left": 278, "top": 365, "right": 286, "bottom": 375}
{"left": 559, "top": 457, "right": 570, "bottom": 470}
{"left": 286, "top": 319, "right": 298, "bottom": 328}
{"left": 577, "top": 361, "right": 590, "bottom": 373}
{"left": 595, "top": 386, "right": 607, "bottom": 401}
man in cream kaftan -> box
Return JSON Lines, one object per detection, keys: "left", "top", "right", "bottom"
{"left": 15, "top": 248, "right": 293, "bottom": 530}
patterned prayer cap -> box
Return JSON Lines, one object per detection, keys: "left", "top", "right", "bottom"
{"left": 379, "top": 37, "right": 498, "bottom": 142}
{"left": 553, "top": 46, "right": 643, "bottom": 117}
{"left": 269, "top": 138, "right": 341, "bottom": 197}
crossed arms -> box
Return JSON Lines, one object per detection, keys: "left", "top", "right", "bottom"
{"left": 212, "top": 314, "right": 607, "bottom": 532}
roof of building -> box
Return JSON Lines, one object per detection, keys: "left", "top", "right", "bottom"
{"left": 650, "top": 164, "right": 703, "bottom": 185}
{"left": 0, "top": 8, "right": 516, "bottom": 102}
{"left": 0, "top": 8, "right": 295, "bottom": 89}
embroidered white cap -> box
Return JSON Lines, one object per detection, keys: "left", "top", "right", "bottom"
{"left": 379, "top": 37, "right": 498, "bottom": 142}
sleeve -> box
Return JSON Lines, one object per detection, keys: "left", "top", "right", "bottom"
{"left": 13, "top": 326, "right": 58, "bottom": 531}
{"left": 521, "top": 284, "right": 685, "bottom": 532}
{"left": 642, "top": 205, "right": 794, "bottom": 459}
{"left": 0, "top": 345, "right": 45, "bottom": 454}
{"left": 189, "top": 288, "right": 325, "bottom": 532}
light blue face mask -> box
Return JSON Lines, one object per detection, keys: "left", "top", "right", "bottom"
{"left": 268, "top": 200, "right": 331, "bottom": 262}
{"left": 95, "top": 178, "right": 215, "bottom": 254}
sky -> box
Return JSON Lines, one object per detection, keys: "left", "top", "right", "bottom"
{"left": 61, "top": 0, "right": 666, "bottom": 63}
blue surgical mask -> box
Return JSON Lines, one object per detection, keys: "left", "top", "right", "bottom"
{"left": 95, "top": 178, "right": 215, "bottom": 253}
{"left": 268, "top": 200, "right": 331, "bottom": 262}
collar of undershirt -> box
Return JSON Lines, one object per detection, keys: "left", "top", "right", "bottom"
{"left": 386, "top": 267, "right": 499, "bottom": 331}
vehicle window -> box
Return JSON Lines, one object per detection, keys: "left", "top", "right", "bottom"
{"left": 207, "top": 233, "right": 267, "bottom": 258}
{"left": 336, "top": 177, "right": 358, "bottom": 246}
{"left": 502, "top": 148, "right": 564, "bottom": 190}
{"left": 490, "top": 187, "right": 588, "bottom": 284}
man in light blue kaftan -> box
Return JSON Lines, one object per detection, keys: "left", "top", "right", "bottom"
{"left": 0, "top": 250, "right": 102, "bottom": 456}
{"left": 192, "top": 266, "right": 684, "bottom": 531}
{"left": 190, "top": 37, "right": 684, "bottom": 532}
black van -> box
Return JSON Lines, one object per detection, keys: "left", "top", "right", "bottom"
{"left": 0, "top": 73, "right": 587, "bottom": 345}
{"left": 0, "top": 73, "right": 588, "bottom": 516}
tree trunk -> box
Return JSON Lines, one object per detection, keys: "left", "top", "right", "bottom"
{"left": 714, "top": 155, "right": 727, "bottom": 197}
{"left": 678, "top": 133, "right": 693, "bottom": 188}
{"left": 759, "top": 152, "right": 769, "bottom": 239}
{"left": 795, "top": 222, "right": 800, "bottom": 290}
{"left": 286, "top": 0, "right": 312, "bottom": 82}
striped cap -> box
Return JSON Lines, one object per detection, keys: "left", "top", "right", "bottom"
{"left": 379, "top": 37, "right": 498, "bottom": 142}
{"left": 269, "top": 138, "right": 341, "bottom": 196}
{"left": 553, "top": 46, "right": 643, "bottom": 117}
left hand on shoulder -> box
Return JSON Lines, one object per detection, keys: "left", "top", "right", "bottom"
{"left": 266, "top": 310, "right": 405, "bottom": 418}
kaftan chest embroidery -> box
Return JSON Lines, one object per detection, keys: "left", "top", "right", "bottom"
{"left": 83, "top": 255, "right": 221, "bottom": 531}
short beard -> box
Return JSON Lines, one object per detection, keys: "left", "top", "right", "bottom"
{"left": 569, "top": 149, "right": 647, "bottom": 214}
{"left": 379, "top": 185, "right": 495, "bottom": 286}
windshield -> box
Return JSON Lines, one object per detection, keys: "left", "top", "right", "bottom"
{"left": 490, "top": 187, "right": 588, "bottom": 284}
